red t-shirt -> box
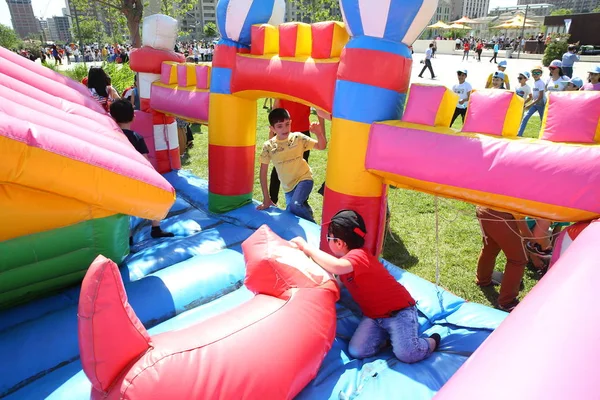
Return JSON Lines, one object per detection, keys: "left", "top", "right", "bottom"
{"left": 279, "top": 99, "right": 311, "bottom": 132}
{"left": 464, "top": 43, "right": 470, "bottom": 51}
{"left": 340, "top": 249, "right": 415, "bottom": 319}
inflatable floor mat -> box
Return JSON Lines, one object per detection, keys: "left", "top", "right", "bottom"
{"left": 0, "top": 170, "right": 506, "bottom": 399}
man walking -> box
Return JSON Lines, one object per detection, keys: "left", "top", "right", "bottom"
{"left": 418, "top": 43, "right": 436, "bottom": 79}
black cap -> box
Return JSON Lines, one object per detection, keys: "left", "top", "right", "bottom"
{"left": 330, "top": 210, "right": 367, "bottom": 239}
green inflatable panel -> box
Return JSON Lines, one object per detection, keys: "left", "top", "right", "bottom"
{"left": 0, "top": 214, "right": 129, "bottom": 309}
{"left": 208, "top": 192, "right": 252, "bottom": 214}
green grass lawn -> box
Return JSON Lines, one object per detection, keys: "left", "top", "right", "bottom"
{"left": 183, "top": 103, "right": 544, "bottom": 308}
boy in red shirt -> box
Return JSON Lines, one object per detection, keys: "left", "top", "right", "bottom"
{"left": 291, "top": 210, "right": 440, "bottom": 363}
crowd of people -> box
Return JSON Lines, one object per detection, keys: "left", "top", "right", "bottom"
{"left": 175, "top": 41, "right": 216, "bottom": 62}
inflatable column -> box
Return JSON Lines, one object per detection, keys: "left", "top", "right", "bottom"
{"left": 208, "top": 0, "right": 285, "bottom": 213}
{"left": 322, "top": 0, "right": 437, "bottom": 254}
{"left": 130, "top": 15, "right": 185, "bottom": 173}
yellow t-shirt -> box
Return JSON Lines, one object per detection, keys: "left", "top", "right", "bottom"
{"left": 260, "top": 132, "right": 317, "bottom": 193}
{"left": 485, "top": 72, "right": 510, "bottom": 89}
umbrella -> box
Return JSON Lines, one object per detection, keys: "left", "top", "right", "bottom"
{"left": 448, "top": 23, "right": 472, "bottom": 30}
{"left": 427, "top": 21, "right": 451, "bottom": 29}
{"left": 452, "top": 16, "right": 478, "bottom": 24}
{"left": 491, "top": 21, "right": 537, "bottom": 29}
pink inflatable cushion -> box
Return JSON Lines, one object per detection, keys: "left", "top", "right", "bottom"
{"left": 196, "top": 65, "right": 210, "bottom": 89}
{"left": 242, "top": 225, "right": 340, "bottom": 300}
{"left": 402, "top": 85, "right": 446, "bottom": 126}
{"left": 78, "top": 256, "right": 152, "bottom": 393}
{"left": 462, "top": 90, "right": 513, "bottom": 136}
{"left": 541, "top": 91, "right": 600, "bottom": 143}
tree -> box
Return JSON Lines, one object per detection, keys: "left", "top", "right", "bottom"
{"left": 542, "top": 33, "right": 570, "bottom": 66}
{"left": 72, "top": 19, "right": 109, "bottom": 45}
{"left": 289, "top": 0, "right": 342, "bottom": 23}
{"left": 203, "top": 22, "right": 217, "bottom": 38}
{"left": 592, "top": 6, "right": 600, "bottom": 13}
{"left": 0, "top": 24, "right": 20, "bottom": 49}
{"left": 550, "top": 8, "right": 573, "bottom": 16}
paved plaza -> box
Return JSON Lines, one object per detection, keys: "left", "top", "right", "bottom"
{"left": 411, "top": 52, "right": 597, "bottom": 92}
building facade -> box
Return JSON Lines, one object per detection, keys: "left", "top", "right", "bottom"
{"left": 180, "top": 0, "right": 218, "bottom": 39}
{"left": 6, "top": 0, "right": 40, "bottom": 39}
{"left": 517, "top": 0, "right": 600, "bottom": 13}
{"left": 461, "top": 0, "right": 491, "bottom": 18}
{"left": 48, "top": 15, "right": 72, "bottom": 43}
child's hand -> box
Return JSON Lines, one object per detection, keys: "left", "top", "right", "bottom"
{"left": 257, "top": 200, "right": 276, "bottom": 211}
{"left": 309, "top": 121, "right": 323, "bottom": 136}
{"left": 290, "top": 237, "right": 308, "bottom": 252}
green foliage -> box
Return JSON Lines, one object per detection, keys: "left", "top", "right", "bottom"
{"left": 542, "top": 33, "right": 570, "bottom": 66}
{"left": 0, "top": 24, "right": 20, "bottom": 49}
{"left": 160, "top": 0, "right": 195, "bottom": 19}
{"left": 203, "top": 22, "right": 218, "bottom": 38}
{"left": 592, "top": 7, "right": 600, "bottom": 13}
{"left": 54, "top": 62, "right": 135, "bottom": 94}
{"left": 73, "top": 19, "right": 109, "bottom": 45}
{"left": 289, "top": 0, "right": 342, "bottom": 23}
{"left": 18, "top": 39, "right": 43, "bottom": 59}
{"left": 550, "top": 8, "right": 572, "bottom": 16}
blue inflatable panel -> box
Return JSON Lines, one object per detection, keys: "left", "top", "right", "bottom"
{"left": 0, "top": 247, "right": 247, "bottom": 397}
{"left": 0, "top": 173, "right": 509, "bottom": 399}
{"left": 123, "top": 222, "right": 253, "bottom": 282}
{"left": 4, "top": 288, "right": 255, "bottom": 400}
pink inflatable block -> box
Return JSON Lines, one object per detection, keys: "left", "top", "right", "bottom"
{"left": 176, "top": 64, "right": 192, "bottom": 87}
{"left": 131, "top": 110, "right": 158, "bottom": 169}
{"left": 436, "top": 221, "right": 600, "bottom": 400}
{"left": 542, "top": 91, "right": 600, "bottom": 143}
{"left": 160, "top": 62, "right": 176, "bottom": 85}
{"left": 462, "top": 90, "right": 512, "bottom": 136}
{"left": 151, "top": 85, "right": 210, "bottom": 122}
{"left": 366, "top": 123, "right": 600, "bottom": 215}
{"left": 402, "top": 85, "right": 446, "bottom": 126}
{"left": 196, "top": 65, "right": 210, "bottom": 89}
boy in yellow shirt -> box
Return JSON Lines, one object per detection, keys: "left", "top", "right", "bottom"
{"left": 257, "top": 108, "right": 327, "bottom": 222}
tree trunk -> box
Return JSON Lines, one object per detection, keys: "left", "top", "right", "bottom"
{"left": 123, "top": 0, "right": 143, "bottom": 48}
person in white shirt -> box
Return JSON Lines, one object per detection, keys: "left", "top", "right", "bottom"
{"left": 450, "top": 68, "right": 472, "bottom": 127}
{"left": 515, "top": 71, "right": 532, "bottom": 104}
{"left": 418, "top": 43, "right": 436, "bottom": 79}
{"left": 518, "top": 66, "right": 546, "bottom": 137}
{"left": 545, "top": 59, "right": 570, "bottom": 93}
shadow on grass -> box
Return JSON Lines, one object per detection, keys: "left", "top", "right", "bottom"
{"left": 479, "top": 285, "right": 499, "bottom": 307}
{"left": 382, "top": 229, "right": 419, "bottom": 270}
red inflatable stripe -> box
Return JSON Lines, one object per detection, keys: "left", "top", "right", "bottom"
{"left": 279, "top": 24, "right": 299, "bottom": 57}
{"left": 213, "top": 44, "right": 249, "bottom": 69}
{"left": 208, "top": 144, "right": 255, "bottom": 196}
{"left": 338, "top": 47, "right": 412, "bottom": 93}
{"left": 321, "top": 185, "right": 386, "bottom": 256}
{"left": 155, "top": 148, "right": 181, "bottom": 173}
{"left": 311, "top": 22, "right": 334, "bottom": 59}
{"left": 130, "top": 47, "right": 185, "bottom": 74}
{"left": 231, "top": 56, "right": 337, "bottom": 112}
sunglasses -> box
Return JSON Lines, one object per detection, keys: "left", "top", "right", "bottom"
{"left": 532, "top": 71, "right": 542, "bottom": 75}
{"left": 549, "top": 67, "right": 558, "bottom": 70}
{"left": 457, "top": 72, "right": 465, "bottom": 76}
{"left": 518, "top": 76, "right": 526, "bottom": 80}
{"left": 326, "top": 235, "right": 339, "bottom": 242}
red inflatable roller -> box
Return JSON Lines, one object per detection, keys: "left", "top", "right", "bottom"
{"left": 129, "top": 47, "right": 185, "bottom": 74}
{"left": 78, "top": 225, "right": 339, "bottom": 399}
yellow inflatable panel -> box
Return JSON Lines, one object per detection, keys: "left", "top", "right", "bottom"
{"left": 208, "top": 93, "right": 257, "bottom": 147}
{"left": 326, "top": 118, "right": 384, "bottom": 197}
{"left": 0, "top": 184, "right": 115, "bottom": 241}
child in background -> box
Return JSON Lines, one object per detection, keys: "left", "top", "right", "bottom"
{"left": 490, "top": 71, "right": 505, "bottom": 89}
{"left": 581, "top": 65, "right": 600, "bottom": 91}
{"left": 450, "top": 69, "right": 472, "bottom": 127}
{"left": 109, "top": 100, "right": 175, "bottom": 240}
{"left": 257, "top": 108, "right": 327, "bottom": 222}
{"left": 566, "top": 77, "right": 584, "bottom": 91}
{"left": 485, "top": 60, "right": 510, "bottom": 90}
{"left": 518, "top": 66, "right": 546, "bottom": 137}
{"left": 290, "top": 210, "right": 440, "bottom": 362}
{"left": 545, "top": 60, "right": 570, "bottom": 93}
{"left": 515, "top": 71, "right": 532, "bottom": 103}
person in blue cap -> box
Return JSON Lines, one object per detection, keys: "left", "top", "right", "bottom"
{"left": 515, "top": 71, "right": 532, "bottom": 103}
{"left": 485, "top": 60, "right": 510, "bottom": 90}
{"left": 582, "top": 65, "right": 600, "bottom": 91}
{"left": 566, "top": 76, "right": 584, "bottom": 91}
{"left": 450, "top": 68, "right": 472, "bottom": 127}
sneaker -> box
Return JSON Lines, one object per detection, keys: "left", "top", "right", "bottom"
{"left": 526, "top": 242, "right": 552, "bottom": 259}
{"left": 429, "top": 333, "right": 441, "bottom": 351}
{"left": 497, "top": 299, "right": 519, "bottom": 312}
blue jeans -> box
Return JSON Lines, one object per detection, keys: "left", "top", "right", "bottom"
{"left": 284, "top": 180, "right": 315, "bottom": 222}
{"left": 518, "top": 103, "right": 545, "bottom": 137}
{"left": 348, "top": 306, "right": 432, "bottom": 364}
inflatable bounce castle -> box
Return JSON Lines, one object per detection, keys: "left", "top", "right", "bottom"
{"left": 2, "top": 0, "right": 600, "bottom": 398}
